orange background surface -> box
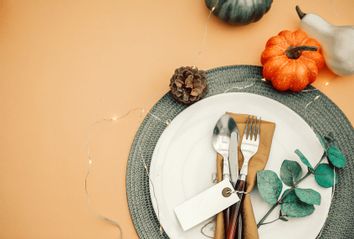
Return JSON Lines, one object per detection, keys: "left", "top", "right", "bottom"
{"left": 0, "top": 0, "right": 353, "bottom": 238}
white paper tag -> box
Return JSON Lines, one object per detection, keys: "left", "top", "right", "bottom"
{"left": 174, "top": 179, "right": 239, "bottom": 231}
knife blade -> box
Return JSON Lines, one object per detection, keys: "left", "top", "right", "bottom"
{"left": 228, "top": 128, "right": 239, "bottom": 186}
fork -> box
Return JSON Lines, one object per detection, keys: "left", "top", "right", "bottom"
{"left": 226, "top": 115, "right": 261, "bottom": 239}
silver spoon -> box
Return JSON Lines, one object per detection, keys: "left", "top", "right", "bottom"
{"left": 212, "top": 114, "right": 237, "bottom": 181}
{"left": 212, "top": 114, "right": 237, "bottom": 231}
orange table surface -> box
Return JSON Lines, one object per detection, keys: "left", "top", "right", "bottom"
{"left": 0, "top": 1, "right": 353, "bottom": 238}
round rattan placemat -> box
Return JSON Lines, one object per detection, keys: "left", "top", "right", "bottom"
{"left": 126, "top": 65, "right": 354, "bottom": 239}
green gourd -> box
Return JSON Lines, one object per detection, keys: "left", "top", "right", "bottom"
{"left": 205, "top": 0, "right": 273, "bottom": 25}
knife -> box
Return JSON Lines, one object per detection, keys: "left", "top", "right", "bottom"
{"left": 221, "top": 121, "right": 239, "bottom": 234}
{"left": 228, "top": 124, "right": 243, "bottom": 238}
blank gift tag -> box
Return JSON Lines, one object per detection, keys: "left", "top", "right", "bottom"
{"left": 174, "top": 179, "right": 239, "bottom": 231}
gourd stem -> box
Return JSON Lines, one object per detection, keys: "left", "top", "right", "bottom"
{"left": 286, "top": 46, "right": 318, "bottom": 59}
{"left": 296, "top": 6, "right": 306, "bottom": 19}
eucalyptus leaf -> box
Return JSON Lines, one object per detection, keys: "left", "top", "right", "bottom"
{"left": 324, "top": 132, "right": 335, "bottom": 145}
{"left": 281, "top": 189, "right": 315, "bottom": 217}
{"left": 314, "top": 163, "right": 338, "bottom": 188}
{"left": 280, "top": 160, "right": 302, "bottom": 186}
{"left": 257, "top": 170, "right": 283, "bottom": 205}
{"left": 282, "top": 189, "right": 297, "bottom": 203}
{"left": 295, "top": 149, "right": 314, "bottom": 171}
{"left": 316, "top": 133, "right": 328, "bottom": 150}
{"left": 327, "top": 146, "right": 346, "bottom": 168}
{"left": 294, "top": 188, "right": 321, "bottom": 205}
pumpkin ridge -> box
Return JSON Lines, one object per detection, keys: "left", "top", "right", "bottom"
{"left": 301, "top": 54, "right": 322, "bottom": 67}
{"left": 288, "top": 61, "right": 298, "bottom": 90}
{"left": 294, "top": 29, "right": 308, "bottom": 44}
{"left": 262, "top": 45, "right": 286, "bottom": 61}
{"left": 291, "top": 61, "right": 310, "bottom": 91}
{"left": 300, "top": 57, "right": 319, "bottom": 83}
{"left": 302, "top": 58, "right": 312, "bottom": 79}
{"left": 273, "top": 45, "right": 287, "bottom": 52}
{"left": 303, "top": 38, "right": 321, "bottom": 48}
{"left": 274, "top": 59, "right": 289, "bottom": 75}
{"left": 272, "top": 61, "right": 294, "bottom": 91}
{"left": 301, "top": 52, "right": 325, "bottom": 69}
{"left": 299, "top": 37, "right": 309, "bottom": 45}
{"left": 301, "top": 56, "right": 319, "bottom": 71}
{"left": 266, "top": 35, "right": 288, "bottom": 48}
{"left": 279, "top": 30, "right": 295, "bottom": 46}
{"left": 264, "top": 57, "right": 289, "bottom": 79}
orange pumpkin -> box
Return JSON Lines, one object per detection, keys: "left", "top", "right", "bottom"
{"left": 261, "top": 29, "right": 325, "bottom": 92}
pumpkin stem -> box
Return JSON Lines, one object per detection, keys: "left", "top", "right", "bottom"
{"left": 286, "top": 46, "right": 318, "bottom": 59}
{"left": 296, "top": 6, "right": 306, "bottom": 19}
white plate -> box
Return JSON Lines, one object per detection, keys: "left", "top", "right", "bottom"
{"left": 149, "top": 93, "right": 330, "bottom": 239}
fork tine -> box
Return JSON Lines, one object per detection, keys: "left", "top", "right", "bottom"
{"left": 259, "top": 117, "right": 262, "bottom": 135}
{"left": 255, "top": 117, "right": 261, "bottom": 140}
{"left": 248, "top": 116, "right": 253, "bottom": 140}
{"left": 251, "top": 116, "right": 256, "bottom": 140}
{"left": 249, "top": 116, "right": 254, "bottom": 140}
{"left": 244, "top": 115, "right": 251, "bottom": 139}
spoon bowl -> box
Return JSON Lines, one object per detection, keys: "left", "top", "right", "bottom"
{"left": 212, "top": 114, "right": 236, "bottom": 157}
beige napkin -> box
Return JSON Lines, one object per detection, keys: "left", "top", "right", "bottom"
{"left": 214, "top": 113, "right": 276, "bottom": 239}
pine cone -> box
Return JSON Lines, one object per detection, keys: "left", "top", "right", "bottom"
{"left": 169, "top": 66, "right": 207, "bottom": 105}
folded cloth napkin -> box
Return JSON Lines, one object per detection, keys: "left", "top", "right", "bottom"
{"left": 214, "top": 113, "right": 276, "bottom": 239}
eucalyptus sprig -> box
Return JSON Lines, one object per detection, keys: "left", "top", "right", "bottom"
{"left": 256, "top": 133, "right": 346, "bottom": 228}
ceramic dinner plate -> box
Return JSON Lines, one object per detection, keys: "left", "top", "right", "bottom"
{"left": 149, "top": 93, "right": 331, "bottom": 239}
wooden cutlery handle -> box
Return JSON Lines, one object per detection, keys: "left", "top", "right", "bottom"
{"left": 223, "top": 208, "right": 229, "bottom": 235}
{"left": 214, "top": 211, "right": 225, "bottom": 239}
{"left": 226, "top": 179, "right": 246, "bottom": 239}
{"left": 237, "top": 214, "right": 242, "bottom": 239}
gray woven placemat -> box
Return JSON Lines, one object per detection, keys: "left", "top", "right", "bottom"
{"left": 126, "top": 65, "right": 354, "bottom": 239}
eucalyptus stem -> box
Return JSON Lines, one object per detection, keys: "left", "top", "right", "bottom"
{"left": 258, "top": 217, "right": 282, "bottom": 226}
{"left": 257, "top": 202, "right": 279, "bottom": 228}
{"left": 257, "top": 152, "right": 327, "bottom": 228}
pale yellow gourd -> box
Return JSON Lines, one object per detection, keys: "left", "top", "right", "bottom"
{"left": 296, "top": 6, "right": 354, "bottom": 76}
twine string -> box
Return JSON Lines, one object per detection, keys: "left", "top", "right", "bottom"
{"left": 200, "top": 219, "right": 215, "bottom": 238}
{"left": 138, "top": 145, "right": 164, "bottom": 235}
{"left": 193, "top": 0, "right": 218, "bottom": 66}
{"left": 85, "top": 107, "right": 171, "bottom": 238}
{"left": 85, "top": 76, "right": 333, "bottom": 238}
{"left": 223, "top": 80, "right": 258, "bottom": 93}
{"left": 84, "top": 0, "right": 333, "bottom": 232}
{"left": 84, "top": 154, "right": 123, "bottom": 239}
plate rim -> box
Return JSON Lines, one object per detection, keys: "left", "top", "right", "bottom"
{"left": 149, "top": 92, "right": 330, "bottom": 239}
